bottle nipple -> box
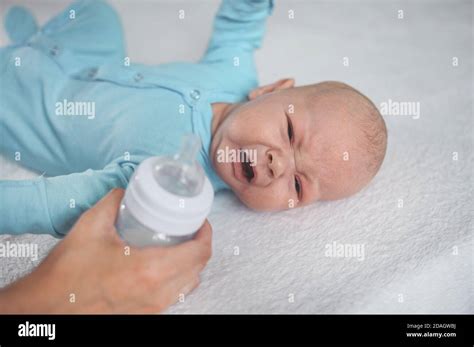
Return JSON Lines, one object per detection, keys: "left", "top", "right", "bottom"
{"left": 153, "top": 134, "right": 205, "bottom": 197}
{"left": 174, "top": 133, "right": 201, "bottom": 165}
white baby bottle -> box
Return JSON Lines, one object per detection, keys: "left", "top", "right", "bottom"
{"left": 115, "top": 134, "right": 214, "bottom": 247}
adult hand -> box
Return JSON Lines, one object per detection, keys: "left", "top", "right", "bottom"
{"left": 0, "top": 189, "right": 212, "bottom": 313}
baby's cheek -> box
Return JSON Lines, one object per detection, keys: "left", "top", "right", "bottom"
{"left": 232, "top": 115, "right": 269, "bottom": 142}
{"left": 238, "top": 187, "right": 289, "bottom": 211}
{"left": 230, "top": 119, "right": 257, "bottom": 141}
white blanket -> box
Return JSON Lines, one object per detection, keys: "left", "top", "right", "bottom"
{"left": 0, "top": 0, "right": 472, "bottom": 313}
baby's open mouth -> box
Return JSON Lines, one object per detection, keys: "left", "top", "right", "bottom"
{"left": 240, "top": 151, "right": 254, "bottom": 183}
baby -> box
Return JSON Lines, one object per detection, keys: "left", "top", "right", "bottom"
{"left": 0, "top": 0, "right": 386, "bottom": 236}
{"left": 210, "top": 81, "right": 387, "bottom": 211}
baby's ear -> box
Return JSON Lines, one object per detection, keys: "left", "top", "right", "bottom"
{"left": 248, "top": 78, "right": 295, "bottom": 100}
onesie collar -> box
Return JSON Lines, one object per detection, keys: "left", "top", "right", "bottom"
{"left": 192, "top": 90, "right": 247, "bottom": 193}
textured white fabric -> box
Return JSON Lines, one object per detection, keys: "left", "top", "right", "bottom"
{"left": 0, "top": 0, "right": 472, "bottom": 313}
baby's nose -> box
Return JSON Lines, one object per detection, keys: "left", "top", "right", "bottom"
{"left": 267, "top": 150, "right": 288, "bottom": 179}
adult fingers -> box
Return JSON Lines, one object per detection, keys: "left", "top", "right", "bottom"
{"left": 85, "top": 188, "right": 125, "bottom": 228}
{"left": 150, "top": 271, "right": 201, "bottom": 313}
{"left": 144, "top": 220, "right": 213, "bottom": 278}
{"left": 167, "top": 220, "right": 212, "bottom": 271}
{"left": 193, "top": 219, "right": 212, "bottom": 247}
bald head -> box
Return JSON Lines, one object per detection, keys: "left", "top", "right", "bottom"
{"left": 303, "top": 81, "right": 387, "bottom": 199}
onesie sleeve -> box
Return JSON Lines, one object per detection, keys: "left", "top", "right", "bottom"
{"left": 0, "top": 157, "right": 138, "bottom": 237}
{"left": 200, "top": 0, "right": 274, "bottom": 64}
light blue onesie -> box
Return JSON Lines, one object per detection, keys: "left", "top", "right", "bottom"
{"left": 0, "top": 0, "right": 273, "bottom": 236}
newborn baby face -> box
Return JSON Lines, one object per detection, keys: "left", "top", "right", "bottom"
{"left": 210, "top": 80, "right": 387, "bottom": 211}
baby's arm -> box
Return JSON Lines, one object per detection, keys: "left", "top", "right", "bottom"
{"left": 200, "top": 0, "right": 274, "bottom": 65}
{"left": 0, "top": 158, "right": 137, "bottom": 237}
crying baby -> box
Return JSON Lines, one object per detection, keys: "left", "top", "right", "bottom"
{"left": 210, "top": 81, "right": 387, "bottom": 211}
{"left": 0, "top": 0, "right": 386, "bottom": 236}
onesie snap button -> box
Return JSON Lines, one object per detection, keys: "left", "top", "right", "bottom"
{"left": 190, "top": 89, "right": 200, "bottom": 100}
{"left": 49, "top": 45, "right": 60, "bottom": 56}
{"left": 87, "top": 68, "right": 98, "bottom": 79}
{"left": 134, "top": 73, "right": 143, "bottom": 82}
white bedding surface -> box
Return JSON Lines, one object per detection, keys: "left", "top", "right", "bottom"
{"left": 0, "top": 0, "right": 472, "bottom": 313}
